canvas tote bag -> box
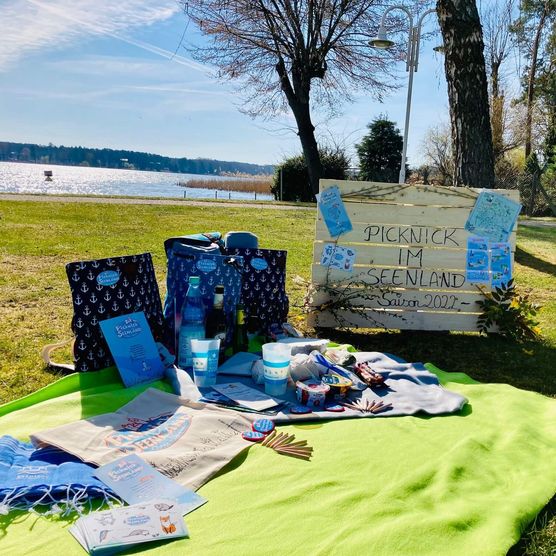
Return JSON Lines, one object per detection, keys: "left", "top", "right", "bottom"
{"left": 30, "top": 389, "right": 254, "bottom": 490}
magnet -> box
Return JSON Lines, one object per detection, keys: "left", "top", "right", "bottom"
{"left": 242, "top": 431, "right": 266, "bottom": 442}
{"left": 252, "top": 419, "right": 275, "bottom": 435}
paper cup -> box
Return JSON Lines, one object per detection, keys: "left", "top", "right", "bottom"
{"left": 262, "top": 342, "right": 291, "bottom": 396}
{"left": 191, "top": 338, "right": 221, "bottom": 387}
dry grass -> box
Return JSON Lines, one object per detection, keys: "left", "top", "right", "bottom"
{"left": 182, "top": 178, "right": 272, "bottom": 194}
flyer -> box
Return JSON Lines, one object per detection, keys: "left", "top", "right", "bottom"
{"left": 320, "top": 244, "right": 357, "bottom": 272}
{"left": 490, "top": 242, "right": 512, "bottom": 287}
{"left": 99, "top": 312, "right": 165, "bottom": 387}
{"left": 316, "top": 185, "right": 353, "bottom": 237}
{"left": 466, "top": 236, "right": 490, "bottom": 284}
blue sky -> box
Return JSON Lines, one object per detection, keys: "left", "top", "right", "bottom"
{"left": 0, "top": 0, "right": 449, "bottom": 167}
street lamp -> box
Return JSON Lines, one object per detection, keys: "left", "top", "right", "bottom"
{"left": 370, "top": 6, "right": 438, "bottom": 184}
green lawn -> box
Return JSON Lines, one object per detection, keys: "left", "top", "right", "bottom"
{"left": 0, "top": 199, "right": 554, "bottom": 554}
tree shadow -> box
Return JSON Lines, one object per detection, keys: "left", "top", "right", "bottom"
{"left": 515, "top": 246, "right": 556, "bottom": 276}
{"left": 318, "top": 328, "right": 556, "bottom": 396}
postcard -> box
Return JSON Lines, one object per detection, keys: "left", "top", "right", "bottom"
{"left": 99, "top": 312, "right": 165, "bottom": 388}
{"left": 316, "top": 185, "right": 353, "bottom": 238}
{"left": 70, "top": 499, "right": 187, "bottom": 555}
{"left": 320, "top": 244, "right": 356, "bottom": 272}
{"left": 95, "top": 454, "right": 206, "bottom": 516}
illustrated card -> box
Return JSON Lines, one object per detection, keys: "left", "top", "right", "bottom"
{"left": 212, "top": 382, "right": 281, "bottom": 411}
{"left": 70, "top": 499, "right": 187, "bottom": 555}
{"left": 99, "top": 312, "right": 164, "bottom": 388}
{"left": 95, "top": 454, "right": 207, "bottom": 515}
{"left": 316, "top": 185, "right": 353, "bottom": 237}
{"left": 465, "top": 191, "right": 521, "bottom": 243}
{"left": 490, "top": 242, "right": 512, "bottom": 287}
{"left": 320, "top": 244, "right": 357, "bottom": 272}
{"left": 466, "top": 236, "right": 490, "bottom": 284}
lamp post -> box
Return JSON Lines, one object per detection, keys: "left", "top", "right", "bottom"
{"left": 370, "top": 7, "right": 437, "bottom": 184}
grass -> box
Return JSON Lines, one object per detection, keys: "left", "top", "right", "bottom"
{"left": 0, "top": 198, "right": 554, "bottom": 553}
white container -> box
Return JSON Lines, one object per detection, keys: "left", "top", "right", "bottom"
{"left": 190, "top": 338, "right": 221, "bottom": 387}
{"left": 262, "top": 342, "right": 291, "bottom": 396}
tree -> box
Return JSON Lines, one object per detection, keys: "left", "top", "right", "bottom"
{"left": 182, "top": 0, "right": 401, "bottom": 196}
{"left": 272, "top": 147, "right": 349, "bottom": 202}
{"left": 356, "top": 117, "right": 403, "bottom": 183}
{"left": 436, "top": 0, "right": 495, "bottom": 187}
{"left": 422, "top": 123, "right": 454, "bottom": 186}
{"left": 481, "top": 0, "right": 517, "bottom": 162}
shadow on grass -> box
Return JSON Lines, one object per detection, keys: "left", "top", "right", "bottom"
{"left": 515, "top": 246, "right": 556, "bottom": 276}
{"left": 319, "top": 329, "right": 556, "bottom": 397}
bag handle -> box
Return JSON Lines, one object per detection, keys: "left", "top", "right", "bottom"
{"left": 41, "top": 338, "right": 76, "bottom": 371}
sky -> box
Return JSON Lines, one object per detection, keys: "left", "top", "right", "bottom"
{"left": 0, "top": 0, "right": 450, "bottom": 167}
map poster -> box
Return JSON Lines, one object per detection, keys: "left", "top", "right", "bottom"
{"left": 465, "top": 191, "right": 521, "bottom": 243}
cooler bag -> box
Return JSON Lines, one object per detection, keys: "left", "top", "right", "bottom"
{"left": 65, "top": 253, "right": 166, "bottom": 372}
{"left": 227, "top": 247, "right": 289, "bottom": 332}
{"left": 164, "top": 233, "right": 243, "bottom": 352}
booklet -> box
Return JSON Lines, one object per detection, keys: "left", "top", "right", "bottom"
{"left": 70, "top": 499, "right": 187, "bottom": 555}
{"left": 95, "top": 454, "right": 207, "bottom": 516}
{"left": 212, "top": 382, "right": 282, "bottom": 411}
{"left": 99, "top": 312, "right": 165, "bottom": 388}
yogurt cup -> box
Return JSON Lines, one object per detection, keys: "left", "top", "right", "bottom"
{"left": 296, "top": 380, "right": 330, "bottom": 408}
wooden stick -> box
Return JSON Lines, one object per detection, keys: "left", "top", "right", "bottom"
{"left": 276, "top": 447, "right": 313, "bottom": 457}
{"left": 262, "top": 430, "right": 276, "bottom": 446}
{"left": 267, "top": 432, "right": 286, "bottom": 448}
{"left": 372, "top": 403, "right": 392, "bottom": 414}
{"left": 276, "top": 451, "right": 312, "bottom": 461}
{"left": 273, "top": 434, "right": 296, "bottom": 449}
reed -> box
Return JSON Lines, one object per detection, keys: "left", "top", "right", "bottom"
{"left": 180, "top": 178, "right": 272, "bottom": 194}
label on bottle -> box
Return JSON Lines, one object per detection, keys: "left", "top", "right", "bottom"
{"left": 178, "top": 325, "right": 205, "bottom": 369}
{"left": 237, "top": 310, "right": 245, "bottom": 325}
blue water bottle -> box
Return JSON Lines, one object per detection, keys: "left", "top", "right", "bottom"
{"left": 178, "top": 276, "right": 206, "bottom": 370}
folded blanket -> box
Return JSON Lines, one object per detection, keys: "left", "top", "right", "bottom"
{"left": 0, "top": 436, "right": 118, "bottom": 516}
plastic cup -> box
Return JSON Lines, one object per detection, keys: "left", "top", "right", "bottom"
{"left": 191, "top": 338, "right": 221, "bottom": 387}
{"left": 262, "top": 342, "right": 291, "bottom": 396}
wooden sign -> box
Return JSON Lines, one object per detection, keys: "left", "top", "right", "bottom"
{"left": 308, "top": 180, "right": 520, "bottom": 332}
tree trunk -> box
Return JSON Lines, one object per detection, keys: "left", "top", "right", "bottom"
{"left": 276, "top": 59, "right": 323, "bottom": 197}
{"left": 525, "top": 8, "right": 547, "bottom": 159}
{"left": 437, "top": 0, "right": 495, "bottom": 188}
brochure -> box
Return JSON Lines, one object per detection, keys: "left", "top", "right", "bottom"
{"left": 490, "top": 242, "right": 512, "bottom": 287}
{"left": 466, "top": 236, "right": 490, "bottom": 284}
{"left": 316, "top": 185, "right": 353, "bottom": 237}
{"left": 95, "top": 454, "right": 207, "bottom": 516}
{"left": 212, "top": 382, "right": 281, "bottom": 411}
{"left": 70, "top": 499, "right": 187, "bottom": 555}
{"left": 99, "top": 312, "right": 165, "bottom": 387}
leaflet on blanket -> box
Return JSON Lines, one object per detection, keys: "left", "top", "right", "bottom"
{"left": 95, "top": 454, "right": 207, "bottom": 516}
{"left": 316, "top": 185, "right": 353, "bottom": 237}
{"left": 70, "top": 499, "right": 187, "bottom": 555}
{"left": 99, "top": 311, "right": 165, "bottom": 387}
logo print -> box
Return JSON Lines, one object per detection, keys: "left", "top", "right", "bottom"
{"left": 196, "top": 259, "right": 217, "bottom": 273}
{"left": 251, "top": 258, "right": 268, "bottom": 271}
{"left": 97, "top": 270, "right": 120, "bottom": 286}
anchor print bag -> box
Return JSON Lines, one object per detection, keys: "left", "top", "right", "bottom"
{"left": 66, "top": 253, "right": 166, "bottom": 372}
{"left": 226, "top": 248, "right": 289, "bottom": 332}
{"left": 164, "top": 234, "right": 243, "bottom": 352}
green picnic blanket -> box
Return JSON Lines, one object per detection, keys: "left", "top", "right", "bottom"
{"left": 0, "top": 366, "right": 555, "bottom": 556}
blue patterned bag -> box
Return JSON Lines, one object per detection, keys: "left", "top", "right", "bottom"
{"left": 164, "top": 234, "right": 243, "bottom": 352}
{"left": 66, "top": 253, "right": 166, "bottom": 372}
{"left": 227, "top": 247, "right": 289, "bottom": 332}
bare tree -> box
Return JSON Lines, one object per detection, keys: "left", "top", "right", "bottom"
{"left": 481, "top": 0, "right": 517, "bottom": 161}
{"left": 436, "top": 0, "right": 495, "bottom": 187}
{"left": 181, "top": 0, "right": 405, "bottom": 196}
{"left": 422, "top": 123, "right": 454, "bottom": 185}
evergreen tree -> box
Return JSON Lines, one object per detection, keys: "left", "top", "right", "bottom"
{"left": 356, "top": 117, "right": 403, "bottom": 183}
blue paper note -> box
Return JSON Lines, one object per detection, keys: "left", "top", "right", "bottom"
{"left": 95, "top": 454, "right": 207, "bottom": 515}
{"left": 99, "top": 312, "right": 165, "bottom": 387}
{"left": 320, "top": 244, "right": 357, "bottom": 272}
{"left": 466, "top": 236, "right": 490, "bottom": 284}
{"left": 465, "top": 191, "right": 521, "bottom": 243}
{"left": 317, "top": 185, "right": 353, "bottom": 237}
{"left": 490, "top": 242, "right": 512, "bottom": 287}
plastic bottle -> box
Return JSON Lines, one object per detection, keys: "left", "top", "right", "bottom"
{"left": 178, "top": 276, "right": 206, "bottom": 369}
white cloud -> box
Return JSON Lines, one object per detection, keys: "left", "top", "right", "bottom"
{"left": 0, "top": 0, "right": 205, "bottom": 71}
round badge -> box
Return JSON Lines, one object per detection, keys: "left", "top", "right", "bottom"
{"left": 290, "top": 405, "right": 312, "bottom": 415}
{"left": 252, "top": 419, "right": 275, "bottom": 435}
{"left": 242, "top": 431, "right": 265, "bottom": 442}
{"left": 324, "top": 404, "right": 345, "bottom": 412}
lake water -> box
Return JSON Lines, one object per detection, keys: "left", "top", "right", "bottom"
{"left": 0, "top": 162, "right": 273, "bottom": 200}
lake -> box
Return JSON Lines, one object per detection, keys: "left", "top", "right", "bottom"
{"left": 0, "top": 162, "right": 273, "bottom": 200}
